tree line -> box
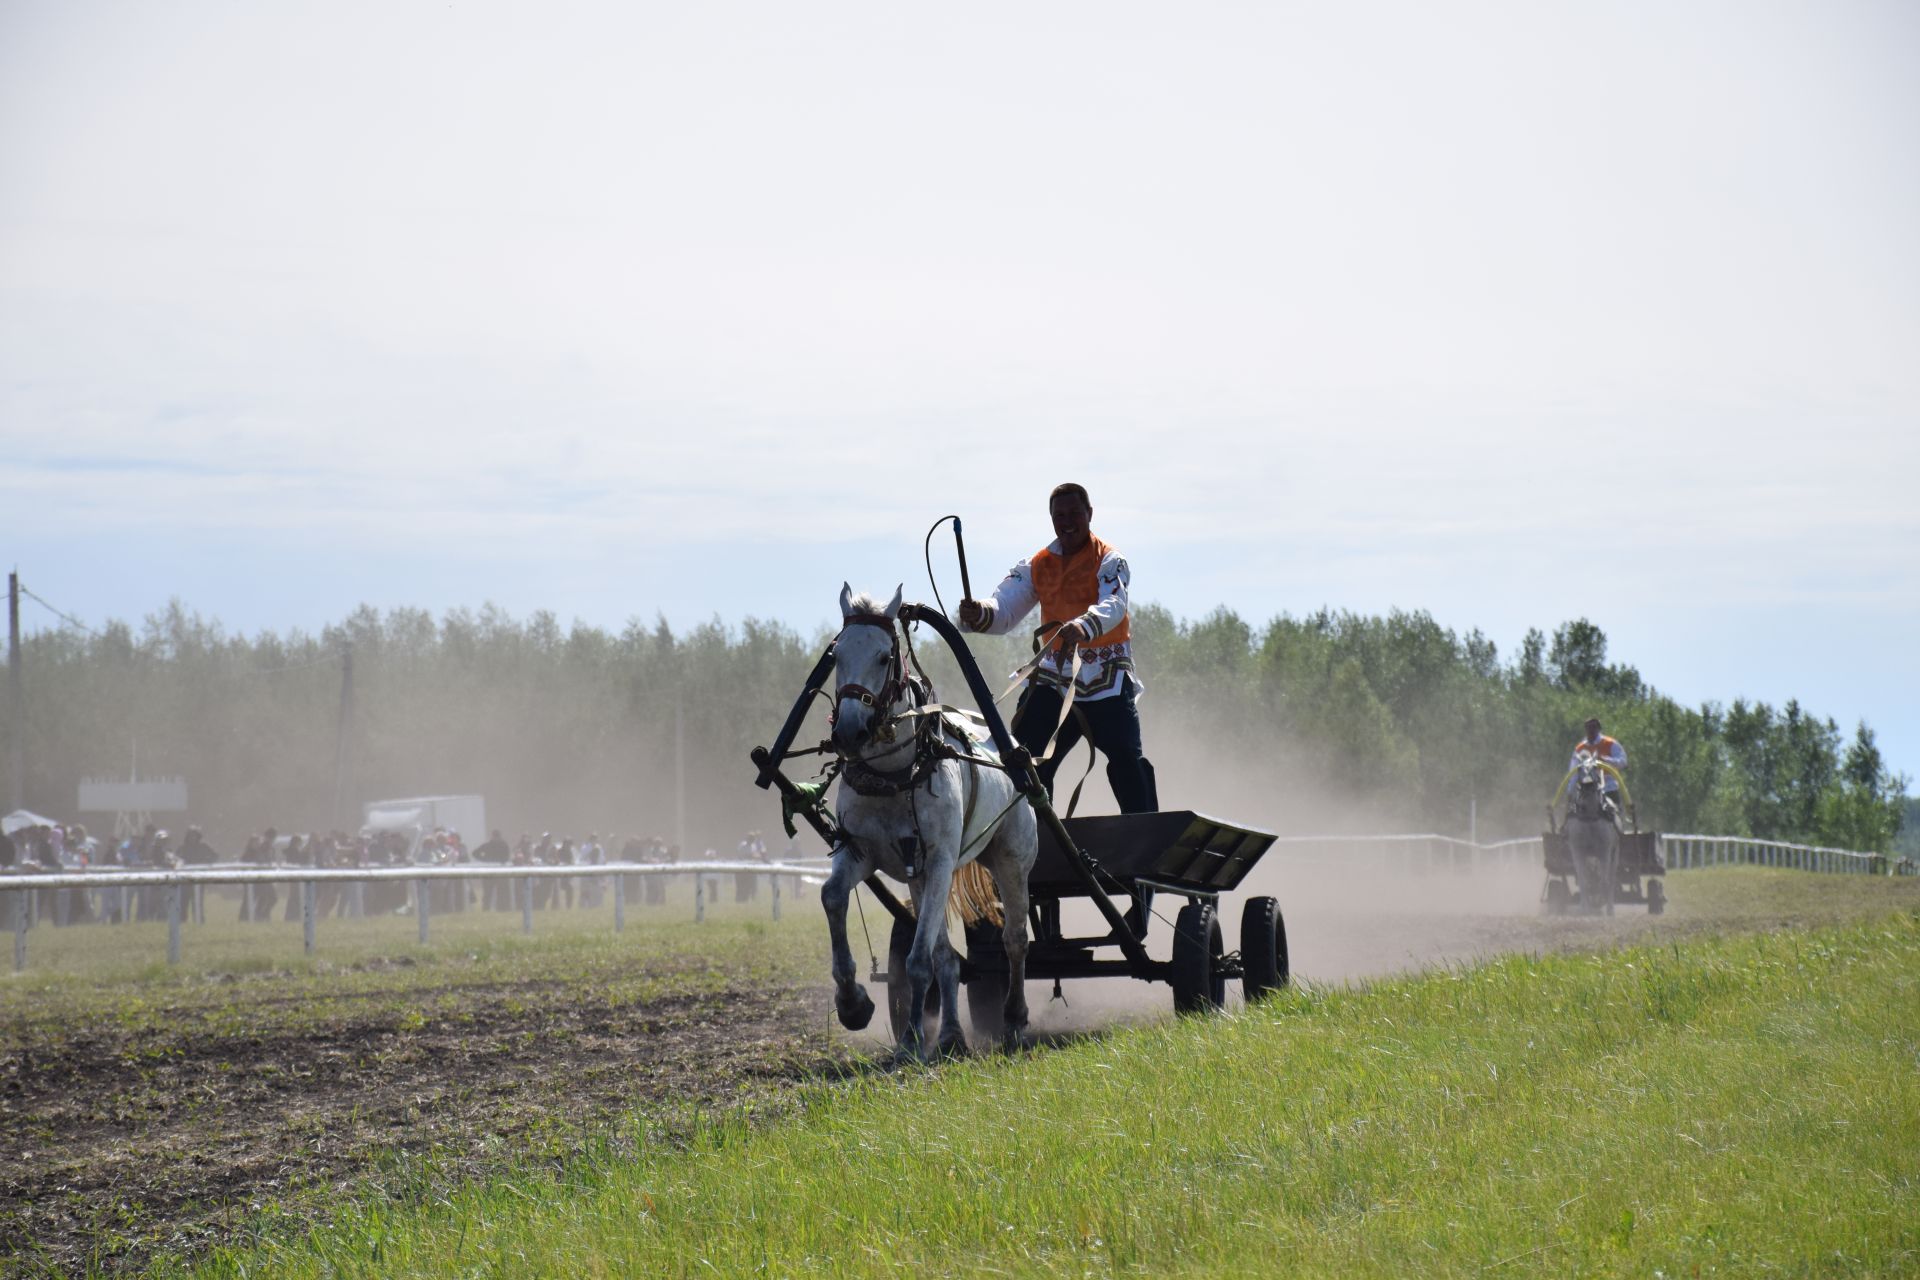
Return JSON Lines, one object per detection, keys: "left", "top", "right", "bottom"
{"left": 2, "top": 598, "right": 1905, "bottom": 853}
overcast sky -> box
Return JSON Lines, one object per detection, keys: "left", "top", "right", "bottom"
{"left": 4, "top": 2, "right": 1917, "bottom": 780}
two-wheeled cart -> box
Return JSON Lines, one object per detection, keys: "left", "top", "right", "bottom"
{"left": 751, "top": 602, "right": 1287, "bottom": 1039}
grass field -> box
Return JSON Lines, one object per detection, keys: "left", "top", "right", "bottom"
{"left": 129, "top": 870, "right": 1918, "bottom": 1280}
{"left": 5, "top": 868, "right": 1917, "bottom": 1277}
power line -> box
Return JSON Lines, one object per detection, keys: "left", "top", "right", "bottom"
{"left": 17, "top": 583, "right": 105, "bottom": 638}
{"left": 18, "top": 581, "right": 340, "bottom": 674}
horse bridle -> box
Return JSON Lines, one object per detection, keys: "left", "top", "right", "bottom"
{"left": 832, "top": 613, "right": 908, "bottom": 723}
{"left": 1571, "top": 754, "right": 1611, "bottom": 816}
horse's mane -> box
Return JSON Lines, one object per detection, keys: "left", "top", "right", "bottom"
{"left": 844, "top": 590, "right": 890, "bottom": 615}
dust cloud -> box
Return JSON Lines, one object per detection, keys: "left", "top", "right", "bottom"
{"left": 839, "top": 711, "right": 1572, "bottom": 1047}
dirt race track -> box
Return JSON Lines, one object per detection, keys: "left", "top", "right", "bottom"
{"left": 4, "top": 870, "right": 1918, "bottom": 1277}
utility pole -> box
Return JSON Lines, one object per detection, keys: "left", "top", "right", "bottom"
{"left": 332, "top": 642, "right": 354, "bottom": 831}
{"left": 8, "top": 572, "right": 21, "bottom": 812}
{"left": 674, "top": 693, "right": 686, "bottom": 856}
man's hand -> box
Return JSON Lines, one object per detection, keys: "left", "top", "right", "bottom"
{"left": 1054, "top": 620, "right": 1090, "bottom": 651}
{"left": 957, "top": 599, "right": 988, "bottom": 631}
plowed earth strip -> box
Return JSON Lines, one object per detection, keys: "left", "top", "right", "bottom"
{"left": 1, "top": 977, "right": 847, "bottom": 1277}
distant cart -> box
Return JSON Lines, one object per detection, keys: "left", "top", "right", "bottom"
{"left": 752, "top": 603, "right": 1287, "bottom": 1038}
{"left": 1541, "top": 759, "right": 1665, "bottom": 916}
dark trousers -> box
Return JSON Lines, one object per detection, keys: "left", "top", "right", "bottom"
{"left": 1011, "top": 676, "right": 1157, "bottom": 814}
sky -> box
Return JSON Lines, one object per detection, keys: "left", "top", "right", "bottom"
{"left": 3, "top": 2, "right": 1917, "bottom": 780}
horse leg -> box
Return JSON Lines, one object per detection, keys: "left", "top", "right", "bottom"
{"left": 933, "top": 924, "right": 967, "bottom": 1059}
{"left": 821, "top": 846, "right": 876, "bottom": 1031}
{"left": 1604, "top": 830, "right": 1620, "bottom": 917}
{"left": 905, "top": 859, "right": 958, "bottom": 1061}
{"left": 980, "top": 844, "right": 1033, "bottom": 1050}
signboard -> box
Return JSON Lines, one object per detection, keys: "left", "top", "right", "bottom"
{"left": 77, "top": 778, "right": 189, "bottom": 813}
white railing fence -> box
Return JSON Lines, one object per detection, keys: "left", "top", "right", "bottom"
{"left": 1657, "top": 834, "right": 1912, "bottom": 876}
{"left": 1265, "top": 832, "right": 1915, "bottom": 880}
{"left": 0, "top": 861, "right": 827, "bottom": 974}
{"left": 5, "top": 834, "right": 1911, "bottom": 975}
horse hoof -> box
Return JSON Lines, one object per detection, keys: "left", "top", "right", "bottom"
{"left": 1002, "top": 1026, "right": 1031, "bottom": 1054}
{"left": 836, "top": 987, "right": 875, "bottom": 1031}
{"left": 936, "top": 1033, "right": 970, "bottom": 1061}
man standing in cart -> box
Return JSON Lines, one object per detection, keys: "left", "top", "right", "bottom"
{"left": 1566, "top": 717, "right": 1628, "bottom": 825}
{"left": 957, "top": 482, "right": 1157, "bottom": 815}
{"left": 1569, "top": 716, "right": 1628, "bottom": 814}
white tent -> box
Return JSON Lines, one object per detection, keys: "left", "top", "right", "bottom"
{"left": 2, "top": 809, "right": 62, "bottom": 836}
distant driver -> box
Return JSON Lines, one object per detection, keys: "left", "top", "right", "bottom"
{"left": 1569, "top": 717, "right": 1628, "bottom": 805}
{"left": 958, "top": 482, "right": 1156, "bottom": 815}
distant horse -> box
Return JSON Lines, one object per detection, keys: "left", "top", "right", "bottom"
{"left": 819, "top": 585, "right": 1039, "bottom": 1058}
{"left": 1564, "top": 749, "right": 1621, "bottom": 915}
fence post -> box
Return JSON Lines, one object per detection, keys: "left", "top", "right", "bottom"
{"left": 167, "top": 885, "right": 181, "bottom": 965}
{"left": 522, "top": 877, "right": 533, "bottom": 935}
{"left": 614, "top": 872, "right": 626, "bottom": 933}
{"left": 771, "top": 872, "right": 781, "bottom": 921}
{"left": 193, "top": 883, "right": 205, "bottom": 925}
{"left": 303, "top": 881, "right": 317, "bottom": 955}
{"left": 11, "top": 891, "right": 25, "bottom": 973}
{"left": 416, "top": 878, "right": 430, "bottom": 944}
{"left": 696, "top": 875, "right": 705, "bottom": 924}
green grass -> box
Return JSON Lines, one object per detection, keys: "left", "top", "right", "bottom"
{"left": 167, "top": 896, "right": 1920, "bottom": 1278}
{"left": 2, "top": 889, "right": 819, "bottom": 1027}
{"left": 1655, "top": 865, "right": 1920, "bottom": 931}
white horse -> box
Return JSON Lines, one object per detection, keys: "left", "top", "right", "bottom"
{"left": 1564, "top": 750, "right": 1621, "bottom": 915}
{"left": 819, "top": 585, "right": 1039, "bottom": 1058}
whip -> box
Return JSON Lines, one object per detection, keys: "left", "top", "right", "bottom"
{"left": 923, "top": 514, "right": 975, "bottom": 620}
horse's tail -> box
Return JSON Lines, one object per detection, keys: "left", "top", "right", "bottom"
{"left": 943, "top": 862, "right": 1002, "bottom": 930}
{"left": 901, "top": 862, "right": 1004, "bottom": 930}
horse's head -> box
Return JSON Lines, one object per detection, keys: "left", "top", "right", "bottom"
{"left": 1569, "top": 748, "right": 1608, "bottom": 819}
{"left": 832, "top": 583, "right": 906, "bottom": 753}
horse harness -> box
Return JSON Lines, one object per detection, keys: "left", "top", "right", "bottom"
{"left": 832, "top": 613, "right": 1009, "bottom": 877}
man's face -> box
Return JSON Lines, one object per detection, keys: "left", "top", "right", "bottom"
{"left": 1050, "top": 494, "right": 1092, "bottom": 551}
{"left": 1585, "top": 724, "right": 1602, "bottom": 743}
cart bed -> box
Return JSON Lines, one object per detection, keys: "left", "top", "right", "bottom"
{"left": 1543, "top": 830, "right": 1663, "bottom": 878}
{"left": 1032, "top": 810, "right": 1276, "bottom": 899}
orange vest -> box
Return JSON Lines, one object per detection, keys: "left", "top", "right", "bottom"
{"left": 1030, "top": 534, "right": 1129, "bottom": 646}
{"left": 1572, "top": 735, "right": 1621, "bottom": 759}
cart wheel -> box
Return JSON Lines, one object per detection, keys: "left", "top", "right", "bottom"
{"left": 1544, "top": 879, "right": 1570, "bottom": 916}
{"left": 1240, "top": 896, "right": 1289, "bottom": 1003}
{"left": 1171, "top": 901, "right": 1225, "bottom": 1014}
{"left": 1646, "top": 878, "right": 1666, "bottom": 916}
{"left": 963, "top": 923, "right": 1010, "bottom": 1042}
{"left": 886, "top": 913, "right": 942, "bottom": 1043}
